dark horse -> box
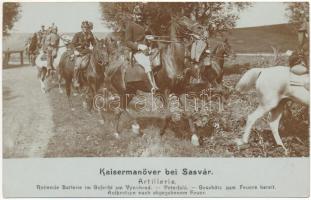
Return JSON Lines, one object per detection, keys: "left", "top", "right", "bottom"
{"left": 58, "top": 38, "right": 109, "bottom": 111}
{"left": 201, "top": 39, "right": 234, "bottom": 87}
{"left": 102, "top": 17, "right": 194, "bottom": 138}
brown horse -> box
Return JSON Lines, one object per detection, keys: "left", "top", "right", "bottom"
{"left": 201, "top": 39, "right": 234, "bottom": 86}
{"left": 102, "top": 17, "right": 194, "bottom": 138}
{"left": 58, "top": 38, "right": 109, "bottom": 111}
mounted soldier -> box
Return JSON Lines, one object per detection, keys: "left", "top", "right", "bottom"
{"left": 124, "top": 4, "right": 159, "bottom": 92}
{"left": 178, "top": 16, "right": 212, "bottom": 83}
{"left": 288, "top": 16, "right": 309, "bottom": 75}
{"left": 71, "top": 20, "right": 96, "bottom": 87}
{"left": 37, "top": 25, "right": 46, "bottom": 49}
{"left": 28, "top": 32, "right": 38, "bottom": 66}
{"left": 44, "top": 26, "right": 60, "bottom": 74}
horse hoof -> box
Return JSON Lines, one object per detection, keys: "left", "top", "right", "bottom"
{"left": 59, "top": 90, "right": 63, "bottom": 94}
{"left": 234, "top": 138, "right": 250, "bottom": 150}
{"left": 191, "top": 134, "right": 200, "bottom": 146}
{"left": 234, "top": 138, "right": 244, "bottom": 146}
{"left": 113, "top": 132, "right": 120, "bottom": 139}
{"left": 73, "top": 93, "right": 78, "bottom": 97}
{"left": 71, "top": 108, "right": 75, "bottom": 111}
{"left": 131, "top": 123, "right": 140, "bottom": 136}
{"left": 99, "top": 119, "right": 105, "bottom": 125}
{"left": 276, "top": 145, "right": 288, "bottom": 156}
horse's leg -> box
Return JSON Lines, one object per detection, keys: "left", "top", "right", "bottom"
{"left": 65, "top": 79, "right": 74, "bottom": 111}
{"left": 113, "top": 110, "right": 123, "bottom": 139}
{"left": 113, "top": 90, "right": 136, "bottom": 138}
{"left": 94, "top": 80, "right": 105, "bottom": 125}
{"left": 189, "top": 117, "right": 200, "bottom": 146}
{"left": 178, "top": 93, "right": 199, "bottom": 146}
{"left": 40, "top": 68, "right": 47, "bottom": 93}
{"left": 160, "top": 116, "right": 170, "bottom": 136}
{"left": 235, "top": 104, "right": 267, "bottom": 147}
{"left": 163, "top": 89, "right": 170, "bottom": 109}
{"left": 88, "top": 82, "right": 96, "bottom": 112}
{"left": 237, "top": 93, "right": 281, "bottom": 147}
{"left": 269, "top": 100, "right": 288, "bottom": 155}
{"left": 73, "top": 85, "right": 79, "bottom": 97}
{"left": 289, "top": 86, "right": 309, "bottom": 106}
{"left": 58, "top": 73, "right": 63, "bottom": 94}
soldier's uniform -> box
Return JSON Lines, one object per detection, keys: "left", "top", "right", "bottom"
{"left": 37, "top": 26, "right": 46, "bottom": 49}
{"left": 71, "top": 21, "right": 96, "bottom": 86}
{"left": 289, "top": 17, "right": 309, "bottom": 75}
{"left": 44, "top": 27, "right": 60, "bottom": 70}
{"left": 29, "top": 33, "right": 38, "bottom": 55}
{"left": 125, "top": 7, "right": 159, "bottom": 92}
{"left": 71, "top": 31, "right": 96, "bottom": 56}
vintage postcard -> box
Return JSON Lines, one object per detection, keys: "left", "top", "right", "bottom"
{"left": 2, "top": 1, "right": 310, "bottom": 198}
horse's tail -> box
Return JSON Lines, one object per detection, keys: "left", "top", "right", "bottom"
{"left": 236, "top": 68, "right": 262, "bottom": 93}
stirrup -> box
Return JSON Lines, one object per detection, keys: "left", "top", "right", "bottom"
{"left": 151, "top": 86, "right": 159, "bottom": 94}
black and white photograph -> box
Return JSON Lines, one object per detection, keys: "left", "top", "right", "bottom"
{"left": 2, "top": 1, "right": 310, "bottom": 198}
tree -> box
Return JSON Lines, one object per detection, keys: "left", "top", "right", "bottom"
{"left": 3, "top": 2, "right": 21, "bottom": 36}
{"left": 285, "top": 2, "right": 309, "bottom": 24}
{"left": 100, "top": 2, "right": 251, "bottom": 37}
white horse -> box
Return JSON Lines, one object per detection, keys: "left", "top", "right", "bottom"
{"left": 35, "top": 34, "right": 72, "bottom": 93}
{"left": 235, "top": 66, "right": 309, "bottom": 154}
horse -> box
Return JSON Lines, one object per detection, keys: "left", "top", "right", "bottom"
{"left": 83, "top": 39, "right": 109, "bottom": 114}
{"left": 58, "top": 38, "right": 109, "bottom": 111}
{"left": 102, "top": 17, "right": 194, "bottom": 139}
{"left": 234, "top": 66, "right": 309, "bottom": 155}
{"left": 35, "top": 35, "right": 69, "bottom": 93}
{"left": 200, "top": 39, "right": 234, "bottom": 87}
{"left": 24, "top": 37, "right": 31, "bottom": 64}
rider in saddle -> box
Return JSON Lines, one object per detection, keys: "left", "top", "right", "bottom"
{"left": 288, "top": 16, "right": 309, "bottom": 75}
{"left": 286, "top": 16, "right": 309, "bottom": 91}
{"left": 71, "top": 20, "right": 96, "bottom": 87}
{"left": 44, "top": 26, "right": 60, "bottom": 73}
{"left": 37, "top": 25, "right": 46, "bottom": 49}
{"left": 179, "top": 15, "right": 211, "bottom": 82}
{"left": 125, "top": 4, "right": 159, "bottom": 92}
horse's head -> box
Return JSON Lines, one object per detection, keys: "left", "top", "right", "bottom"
{"left": 93, "top": 38, "right": 109, "bottom": 67}
{"left": 158, "top": 16, "right": 187, "bottom": 79}
{"left": 215, "top": 38, "right": 235, "bottom": 58}
{"left": 59, "top": 34, "right": 73, "bottom": 49}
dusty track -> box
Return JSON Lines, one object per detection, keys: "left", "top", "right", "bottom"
{"left": 3, "top": 66, "right": 54, "bottom": 158}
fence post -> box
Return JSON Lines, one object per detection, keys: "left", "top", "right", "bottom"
{"left": 20, "top": 51, "right": 24, "bottom": 65}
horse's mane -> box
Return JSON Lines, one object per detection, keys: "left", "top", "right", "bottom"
{"left": 212, "top": 43, "right": 221, "bottom": 55}
{"left": 105, "top": 46, "right": 129, "bottom": 77}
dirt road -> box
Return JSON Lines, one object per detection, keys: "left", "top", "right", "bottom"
{"left": 3, "top": 66, "right": 54, "bottom": 158}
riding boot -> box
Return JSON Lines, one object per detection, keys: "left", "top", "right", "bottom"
{"left": 147, "top": 71, "right": 159, "bottom": 93}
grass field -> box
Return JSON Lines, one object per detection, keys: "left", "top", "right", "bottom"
{"left": 42, "top": 56, "right": 309, "bottom": 157}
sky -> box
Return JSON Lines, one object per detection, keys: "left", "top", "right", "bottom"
{"left": 236, "top": 2, "right": 288, "bottom": 28}
{"left": 12, "top": 2, "right": 289, "bottom": 33}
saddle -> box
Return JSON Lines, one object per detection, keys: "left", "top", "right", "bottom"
{"left": 125, "top": 49, "right": 161, "bottom": 82}
{"left": 289, "top": 65, "right": 309, "bottom": 91}
{"left": 40, "top": 53, "right": 48, "bottom": 61}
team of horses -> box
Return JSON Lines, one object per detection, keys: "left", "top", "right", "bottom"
{"left": 33, "top": 17, "right": 309, "bottom": 155}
